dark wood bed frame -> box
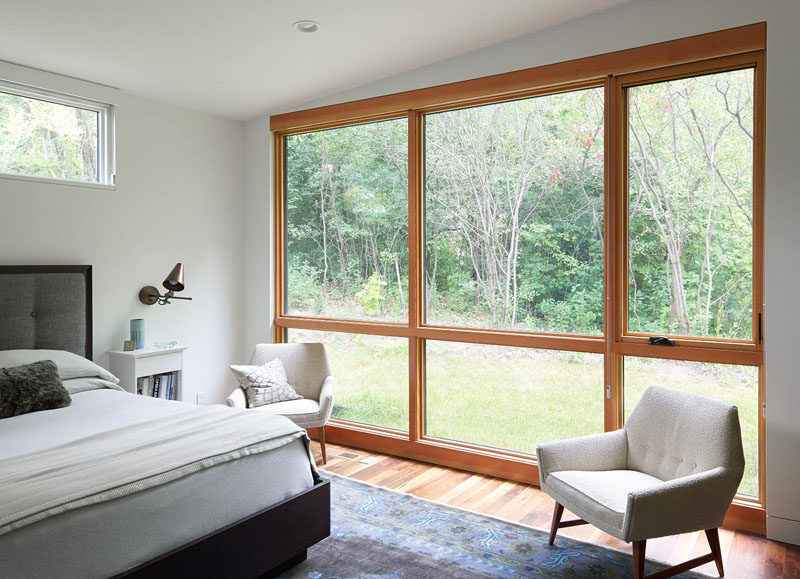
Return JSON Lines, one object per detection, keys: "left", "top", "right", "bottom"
{"left": 0, "top": 265, "right": 331, "bottom": 578}
{"left": 119, "top": 480, "right": 331, "bottom": 579}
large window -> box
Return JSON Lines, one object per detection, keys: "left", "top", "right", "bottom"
{"left": 424, "top": 87, "right": 604, "bottom": 334}
{"left": 284, "top": 119, "right": 408, "bottom": 322}
{"left": 273, "top": 24, "right": 765, "bottom": 517}
{"left": 0, "top": 81, "right": 114, "bottom": 185}
{"left": 626, "top": 68, "right": 754, "bottom": 340}
{"left": 426, "top": 341, "right": 603, "bottom": 454}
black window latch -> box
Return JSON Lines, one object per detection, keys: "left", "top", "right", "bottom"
{"left": 647, "top": 336, "right": 675, "bottom": 346}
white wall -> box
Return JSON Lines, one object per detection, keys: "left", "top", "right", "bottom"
{"left": 258, "top": 0, "right": 800, "bottom": 542}
{"left": 0, "top": 66, "right": 246, "bottom": 405}
{"left": 242, "top": 117, "right": 274, "bottom": 357}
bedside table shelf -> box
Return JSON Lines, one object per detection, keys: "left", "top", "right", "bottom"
{"left": 108, "top": 346, "right": 187, "bottom": 401}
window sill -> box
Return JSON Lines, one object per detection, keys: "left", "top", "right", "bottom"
{"left": 0, "top": 172, "right": 116, "bottom": 191}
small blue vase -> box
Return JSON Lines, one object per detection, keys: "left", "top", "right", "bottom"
{"left": 130, "top": 319, "right": 145, "bottom": 349}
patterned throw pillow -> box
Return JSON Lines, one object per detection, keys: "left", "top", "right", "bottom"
{"left": 229, "top": 358, "right": 303, "bottom": 408}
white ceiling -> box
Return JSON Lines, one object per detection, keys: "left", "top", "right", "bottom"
{"left": 0, "top": 0, "right": 628, "bottom": 120}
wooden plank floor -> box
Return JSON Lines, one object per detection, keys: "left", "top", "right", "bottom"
{"left": 312, "top": 441, "right": 800, "bottom": 578}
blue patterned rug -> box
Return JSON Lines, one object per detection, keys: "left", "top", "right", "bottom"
{"left": 280, "top": 472, "right": 707, "bottom": 578}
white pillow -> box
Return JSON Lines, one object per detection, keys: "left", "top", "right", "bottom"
{"left": 230, "top": 358, "right": 303, "bottom": 407}
{"left": 62, "top": 377, "right": 124, "bottom": 395}
{"left": 0, "top": 350, "right": 120, "bottom": 384}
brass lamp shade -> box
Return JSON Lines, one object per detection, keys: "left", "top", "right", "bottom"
{"left": 163, "top": 263, "right": 185, "bottom": 292}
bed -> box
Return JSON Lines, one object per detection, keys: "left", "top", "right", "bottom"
{"left": 0, "top": 265, "right": 330, "bottom": 579}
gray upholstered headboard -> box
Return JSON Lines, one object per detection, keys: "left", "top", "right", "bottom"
{"left": 0, "top": 266, "right": 92, "bottom": 360}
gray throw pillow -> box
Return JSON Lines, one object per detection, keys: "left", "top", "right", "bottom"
{"left": 0, "top": 360, "right": 72, "bottom": 418}
{"left": 230, "top": 358, "right": 303, "bottom": 408}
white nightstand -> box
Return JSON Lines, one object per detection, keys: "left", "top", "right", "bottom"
{"left": 108, "top": 345, "right": 187, "bottom": 400}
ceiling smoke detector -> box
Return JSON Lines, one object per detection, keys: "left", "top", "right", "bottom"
{"left": 293, "top": 20, "right": 320, "bottom": 33}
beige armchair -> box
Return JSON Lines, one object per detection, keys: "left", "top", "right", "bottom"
{"left": 536, "top": 385, "right": 744, "bottom": 579}
{"left": 226, "top": 343, "right": 334, "bottom": 464}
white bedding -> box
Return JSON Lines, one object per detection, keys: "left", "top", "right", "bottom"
{"left": 0, "top": 389, "right": 318, "bottom": 578}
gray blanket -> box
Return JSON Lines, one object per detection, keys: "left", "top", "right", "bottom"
{"left": 0, "top": 405, "right": 306, "bottom": 535}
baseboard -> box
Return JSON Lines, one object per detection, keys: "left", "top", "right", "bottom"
{"left": 724, "top": 502, "right": 765, "bottom": 535}
{"left": 767, "top": 515, "right": 800, "bottom": 545}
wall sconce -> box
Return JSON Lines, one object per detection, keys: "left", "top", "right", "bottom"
{"left": 139, "top": 263, "right": 193, "bottom": 305}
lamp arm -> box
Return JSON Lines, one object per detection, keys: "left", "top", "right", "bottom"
{"left": 141, "top": 285, "right": 193, "bottom": 305}
{"left": 157, "top": 293, "right": 192, "bottom": 304}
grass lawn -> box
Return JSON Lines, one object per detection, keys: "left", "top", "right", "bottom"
{"left": 425, "top": 342, "right": 604, "bottom": 453}
{"left": 290, "top": 330, "right": 758, "bottom": 497}
{"left": 289, "top": 331, "right": 410, "bottom": 430}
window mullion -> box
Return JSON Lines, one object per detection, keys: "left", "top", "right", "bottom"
{"left": 408, "top": 110, "right": 423, "bottom": 440}
{"left": 605, "top": 74, "right": 624, "bottom": 431}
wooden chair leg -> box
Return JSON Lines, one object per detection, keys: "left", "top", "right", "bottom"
{"left": 633, "top": 529, "right": 722, "bottom": 579}
{"left": 706, "top": 528, "right": 724, "bottom": 576}
{"left": 548, "top": 502, "right": 564, "bottom": 545}
{"left": 318, "top": 426, "right": 327, "bottom": 465}
{"left": 633, "top": 540, "right": 647, "bottom": 579}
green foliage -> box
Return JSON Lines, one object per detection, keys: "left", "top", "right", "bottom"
{"left": 284, "top": 70, "right": 754, "bottom": 341}
{"left": 355, "top": 272, "right": 386, "bottom": 316}
{"left": 287, "top": 258, "right": 324, "bottom": 314}
{"left": 0, "top": 92, "right": 98, "bottom": 182}
{"left": 285, "top": 120, "right": 408, "bottom": 320}
{"left": 424, "top": 87, "right": 605, "bottom": 332}
{"left": 538, "top": 290, "right": 602, "bottom": 334}
{"left": 627, "top": 68, "right": 753, "bottom": 339}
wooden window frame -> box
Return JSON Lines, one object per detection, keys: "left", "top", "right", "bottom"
{"left": 271, "top": 23, "right": 766, "bottom": 534}
{"left": 614, "top": 52, "right": 764, "bottom": 356}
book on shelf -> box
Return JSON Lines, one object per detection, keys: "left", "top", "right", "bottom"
{"left": 136, "top": 376, "right": 151, "bottom": 396}
{"left": 136, "top": 373, "right": 177, "bottom": 399}
{"left": 146, "top": 373, "right": 177, "bottom": 400}
{"left": 160, "top": 373, "right": 170, "bottom": 400}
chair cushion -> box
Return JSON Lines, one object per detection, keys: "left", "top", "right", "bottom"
{"left": 545, "top": 469, "right": 663, "bottom": 538}
{"left": 248, "top": 398, "right": 323, "bottom": 429}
